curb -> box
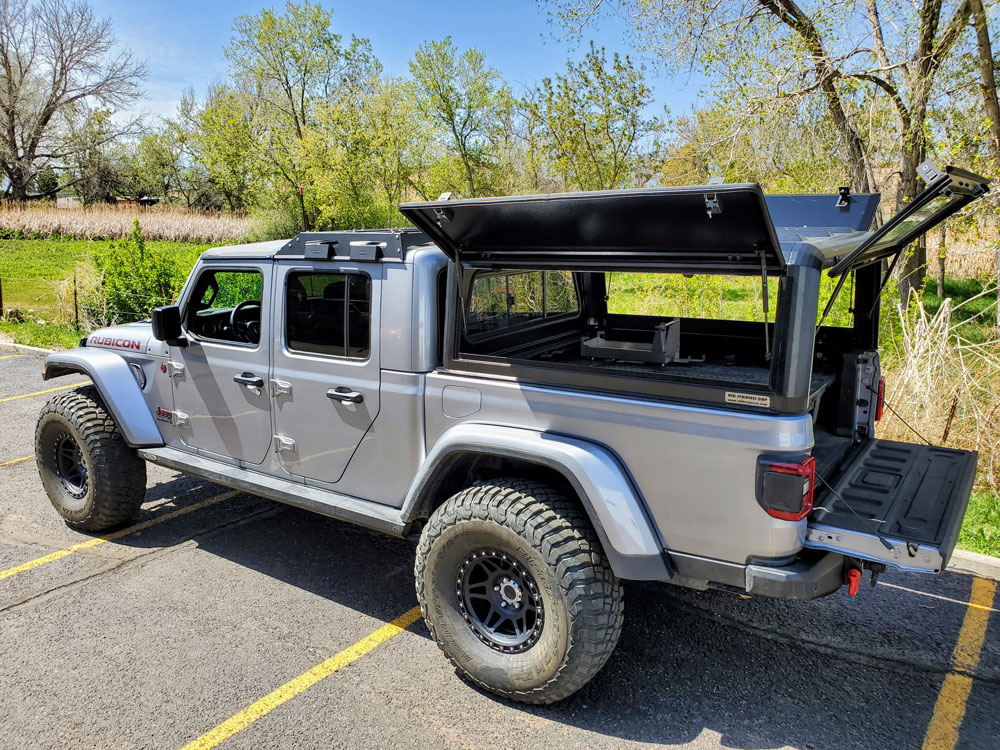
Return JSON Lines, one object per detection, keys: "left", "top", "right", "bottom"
{"left": 0, "top": 342, "right": 56, "bottom": 355}
{"left": 950, "top": 548, "right": 1000, "bottom": 582}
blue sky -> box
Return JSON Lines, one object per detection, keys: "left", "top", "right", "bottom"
{"left": 91, "top": 0, "right": 705, "bottom": 121}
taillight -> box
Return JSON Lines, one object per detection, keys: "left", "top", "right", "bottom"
{"left": 755, "top": 455, "right": 815, "bottom": 521}
{"left": 875, "top": 377, "right": 885, "bottom": 421}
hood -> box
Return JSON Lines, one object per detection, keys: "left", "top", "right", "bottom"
{"left": 85, "top": 321, "right": 154, "bottom": 354}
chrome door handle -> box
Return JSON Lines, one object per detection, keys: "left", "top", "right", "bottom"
{"left": 326, "top": 387, "right": 363, "bottom": 404}
{"left": 233, "top": 372, "right": 264, "bottom": 388}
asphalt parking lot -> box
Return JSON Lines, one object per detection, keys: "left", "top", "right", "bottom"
{"left": 0, "top": 346, "right": 998, "bottom": 750}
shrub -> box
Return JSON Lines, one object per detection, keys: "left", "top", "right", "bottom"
{"left": 72, "top": 220, "right": 194, "bottom": 326}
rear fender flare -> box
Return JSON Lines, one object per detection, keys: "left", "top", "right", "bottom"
{"left": 42, "top": 349, "right": 163, "bottom": 448}
{"left": 404, "top": 423, "right": 671, "bottom": 581}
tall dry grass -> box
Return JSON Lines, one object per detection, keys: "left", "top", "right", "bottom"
{"left": 0, "top": 202, "right": 250, "bottom": 244}
{"left": 879, "top": 295, "right": 1000, "bottom": 489}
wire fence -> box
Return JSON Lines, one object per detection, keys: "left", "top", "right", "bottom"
{"left": 0, "top": 271, "right": 172, "bottom": 331}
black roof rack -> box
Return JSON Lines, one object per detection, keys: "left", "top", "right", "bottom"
{"left": 276, "top": 228, "right": 430, "bottom": 261}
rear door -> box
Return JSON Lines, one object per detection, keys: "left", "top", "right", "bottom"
{"left": 805, "top": 439, "right": 976, "bottom": 572}
{"left": 269, "top": 261, "right": 381, "bottom": 484}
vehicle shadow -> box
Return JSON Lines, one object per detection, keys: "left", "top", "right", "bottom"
{"left": 111, "top": 479, "right": 1000, "bottom": 750}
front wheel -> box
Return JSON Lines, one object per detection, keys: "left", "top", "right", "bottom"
{"left": 35, "top": 385, "right": 146, "bottom": 531}
{"left": 414, "top": 479, "right": 624, "bottom": 704}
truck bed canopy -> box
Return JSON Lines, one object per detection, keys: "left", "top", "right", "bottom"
{"left": 400, "top": 163, "right": 988, "bottom": 277}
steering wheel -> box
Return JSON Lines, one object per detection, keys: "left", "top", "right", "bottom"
{"left": 229, "top": 301, "right": 261, "bottom": 343}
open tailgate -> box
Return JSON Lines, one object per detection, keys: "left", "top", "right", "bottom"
{"left": 805, "top": 439, "right": 976, "bottom": 572}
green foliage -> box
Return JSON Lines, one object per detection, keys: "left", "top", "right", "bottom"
{"left": 529, "top": 43, "right": 665, "bottom": 191}
{"left": 409, "top": 37, "right": 509, "bottom": 197}
{"left": 85, "top": 221, "right": 198, "bottom": 324}
{"left": 35, "top": 167, "right": 59, "bottom": 198}
{"left": 958, "top": 491, "right": 1000, "bottom": 557}
{"left": 0, "top": 319, "right": 81, "bottom": 349}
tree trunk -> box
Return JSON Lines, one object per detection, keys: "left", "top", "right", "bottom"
{"left": 969, "top": 0, "right": 1000, "bottom": 158}
{"left": 896, "top": 132, "right": 927, "bottom": 304}
{"left": 936, "top": 224, "right": 946, "bottom": 298}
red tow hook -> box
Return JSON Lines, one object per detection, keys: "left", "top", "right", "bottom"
{"left": 847, "top": 568, "right": 862, "bottom": 597}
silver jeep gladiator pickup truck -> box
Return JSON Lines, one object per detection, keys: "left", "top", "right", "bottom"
{"left": 34, "top": 162, "right": 988, "bottom": 703}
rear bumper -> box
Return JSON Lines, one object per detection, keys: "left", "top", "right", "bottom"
{"left": 744, "top": 552, "right": 846, "bottom": 600}
{"left": 671, "top": 550, "right": 846, "bottom": 601}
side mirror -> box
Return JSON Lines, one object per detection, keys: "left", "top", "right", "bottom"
{"left": 151, "top": 305, "right": 186, "bottom": 346}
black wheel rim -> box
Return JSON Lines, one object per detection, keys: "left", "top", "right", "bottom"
{"left": 456, "top": 548, "right": 544, "bottom": 653}
{"left": 53, "top": 433, "right": 87, "bottom": 497}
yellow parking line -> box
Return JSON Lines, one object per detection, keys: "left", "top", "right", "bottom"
{"left": 922, "top": 577, "right": 996, "bottom": 750}
{"left": 0, "top": 381, "right": 91, "bottom": 403}
{"left": 0, "top": 455, "right": 33, "bottom": 468}
{"left": 0, "top": 353, "right": 23, "bottom": 359}
{"left": 0, "top": 490, "right": 239, "bottom": 582}
{"left": 181, "top": 605, "right": 423, "bottom": 750}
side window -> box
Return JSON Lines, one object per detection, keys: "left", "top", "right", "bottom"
{"left": 286, "top": 271, "right": 372, "bottom": 359}
{"left": 466, "top": 271, "right": 578, "bottom": 335}
{"left": 187, "top": 269, "right": 263, "bottom": 344}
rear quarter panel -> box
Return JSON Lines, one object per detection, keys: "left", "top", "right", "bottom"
{"left": 425, "top": 372, "right": 814, "bottom": 564}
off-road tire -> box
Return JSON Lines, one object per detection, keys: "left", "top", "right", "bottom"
{"left": 414, "top": 478, "right": 624, "bottom": 704}
{"left": 35, "top": 385, "right": 146, "bottom": 531}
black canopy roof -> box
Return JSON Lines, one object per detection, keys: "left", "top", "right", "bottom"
{"left": 399, "top": 185, "right": 787, "bottom": 275}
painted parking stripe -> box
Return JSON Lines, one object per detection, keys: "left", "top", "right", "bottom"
{"left": 0, "top": 353, "right": 23, "bottom": 359}
{"left": 0, "top": 455, "right": 33, "bottom": 468}
{"left": 181, "top": 605, "right": 423, "bottom": 750}
{"left": 0, "top": 490, "right": 239, "bottom": 582}
{"left": 922, "top": 577, "right": 996, "bottom": 750}
{"left": 0, "top": 381, "right": 91, "bottom": 403}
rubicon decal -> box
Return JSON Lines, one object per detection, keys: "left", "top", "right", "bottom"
{"left": 89, "top": 336, "right": 143, "bottom": 351}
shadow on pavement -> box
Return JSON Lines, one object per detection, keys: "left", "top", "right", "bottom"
{"left": 102, "top": 475, "right": 999, "bottom": 750}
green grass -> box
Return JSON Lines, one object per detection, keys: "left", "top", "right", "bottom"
{"left": 606, "top": 272, "right": 855, "bottom": 326}
{"left": 958, "top": 491, "right": 1000, "bottom": 557}
{"left": 921, "top": 277, "right": 998, "bottom": 343}
{"left": 0, "top": 319, "right": 81, "bottom": 349}
{"left": 0, "top": 238, "right": 92, "bottom": 313}
{"left": 0, "top": 237, "right": 206, "bottom": 315}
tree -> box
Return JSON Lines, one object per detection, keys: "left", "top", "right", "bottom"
{"left": 528, "top": 43, "right": 665, "bottom": 191}
{"left": 969, "top": 0, "right": 1000, "bottom": 160}
{"left": 225, "top": 1, "right": 375, "bottom": 229}
{"left": 542, "top": 0, "right": 974, "bottom": 301}
{"left": 409, "top": 37, "right": 507, "bottom": 197}
{"left": 198, "top": 86, "right": 261, "bottom": 211}
{"left": 0, "top": 0, "right": 145, "bottom": 200}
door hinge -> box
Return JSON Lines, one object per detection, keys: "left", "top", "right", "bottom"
{"left": 166, "top": 361, "right": 185, "bottom": 378}
{"left": 270, "top": 379, "right": 292, "bottom": 396}
{"left": 172, "top": 411, "right": 189, "bottom": 427}
{"left": 273, "top": 435, "right": 296, "bottom": 453}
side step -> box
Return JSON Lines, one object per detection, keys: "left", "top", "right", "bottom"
{"left": 139, "top": 446, "right": 408, "bottom": 536}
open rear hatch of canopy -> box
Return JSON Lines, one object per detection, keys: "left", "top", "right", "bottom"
{"left": 828, "top": 163, "right": 990, "bottom": 277}
{"left": 399, "top": 185, "right": 786, "bottom": 274}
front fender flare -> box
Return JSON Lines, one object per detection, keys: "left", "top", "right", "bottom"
{"left": 404, "top": 424, "right": 671, "bottom": 581}
{"left": 43, "top": 349, "right": 164, "bottom": 448}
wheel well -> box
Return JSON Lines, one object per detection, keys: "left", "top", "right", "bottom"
{"left": 410, "top": 452, "right": 579, "bottom": 523}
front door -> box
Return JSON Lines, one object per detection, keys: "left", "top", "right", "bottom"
{"left": 169, "top": 262, "right": 273, "bottom": 465}
{"left": 269, "top": 262, "right": 381, "bottom": 484}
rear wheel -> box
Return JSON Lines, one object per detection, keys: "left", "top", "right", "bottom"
{"left": 414, "top": 478, "right": 624, "bottom": 704}
{"left": 35, "top": 385, "right": 146, "bottom": 531}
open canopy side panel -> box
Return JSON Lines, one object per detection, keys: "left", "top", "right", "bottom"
{"left": 400, "top": 185, "right": 786, "bottom": 275}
